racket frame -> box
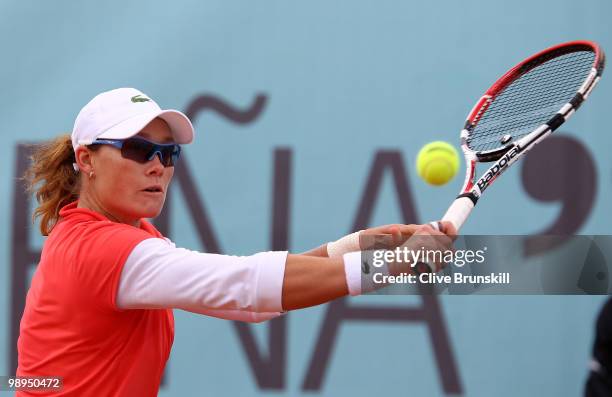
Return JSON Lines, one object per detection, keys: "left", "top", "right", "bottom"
{"left": 436, "top": 40, "right": 605, "bottom": 231}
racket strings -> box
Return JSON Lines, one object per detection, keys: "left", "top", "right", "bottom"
{"left": 467, "top": 50, "right": 595, "bottom": 152}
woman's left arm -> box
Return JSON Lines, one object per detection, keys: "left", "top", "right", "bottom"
{"left": 300, "top": 224, "right": 419, "bottom": 257}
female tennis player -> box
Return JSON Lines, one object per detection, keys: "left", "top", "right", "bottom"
{"left": 16, "top": 88, "right": 455, "bottom": 396}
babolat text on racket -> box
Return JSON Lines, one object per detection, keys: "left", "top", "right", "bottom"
{"left": 432, "top": 40, "right": 605, "bottom": 232}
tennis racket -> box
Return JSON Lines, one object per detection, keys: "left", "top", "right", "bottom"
{"left": 431, "top": 40, "right": 605, "bottom": 232}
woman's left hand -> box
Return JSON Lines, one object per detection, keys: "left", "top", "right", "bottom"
{"left": 359, "top": 224, "right": 420, "bottom": 250}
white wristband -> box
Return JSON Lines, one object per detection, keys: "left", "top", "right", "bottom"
{"left": 327, "top": 231, "right": 361, "bottom": 258}
{"left": 343, "top": 251, "right": 363, "bottom": 296}
{"left": 342, "top": 251, "right": 390, "bottom": 296}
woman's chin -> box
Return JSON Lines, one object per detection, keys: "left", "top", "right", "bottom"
{"left": 133, "top": 195, "right": 165, "bottom": 218}
{"left": 131, "top": 204, "right": 163, "bottom": 220}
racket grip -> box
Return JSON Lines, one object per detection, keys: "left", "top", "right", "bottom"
{"left": 429, "top": 196, "right": 475, "bottom": 232}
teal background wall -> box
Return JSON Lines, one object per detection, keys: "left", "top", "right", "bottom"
{"left": 1, "top": 1, "right": 611, "bottom": 395}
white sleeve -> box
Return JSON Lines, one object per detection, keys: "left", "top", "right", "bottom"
{"left": 116, "top": 238, "right": 288, "bottom": 314}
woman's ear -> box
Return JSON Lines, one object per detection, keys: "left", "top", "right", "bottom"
{"left": 75, "top": 146, "right": 94, "bottom": 175}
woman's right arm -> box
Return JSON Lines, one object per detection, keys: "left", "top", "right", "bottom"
{"left": 116, "top": 223, "right": 454, "bottom": 316}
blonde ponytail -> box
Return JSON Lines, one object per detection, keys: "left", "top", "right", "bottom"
{"left": 24, "top": 134, "right": 80, "bottom": 236}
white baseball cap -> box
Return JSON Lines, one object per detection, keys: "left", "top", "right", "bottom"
{"left": 71, "top": 87, "right": 195, "bottom": 151}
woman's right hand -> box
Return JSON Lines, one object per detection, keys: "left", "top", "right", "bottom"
{"left": 394, "top": 221, "right": 456, "bottom": 273}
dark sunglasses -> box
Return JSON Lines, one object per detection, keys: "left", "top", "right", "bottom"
{"left": 88, "top": 136, "right": 181, "bottom": 167}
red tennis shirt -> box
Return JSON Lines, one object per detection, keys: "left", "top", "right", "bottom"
{"left": 16, "top": 201, "right": 174, "bottom": 396}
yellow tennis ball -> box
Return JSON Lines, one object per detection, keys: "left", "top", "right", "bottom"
{"left": 416, "top": 141, "right": 460, "bottom": 186}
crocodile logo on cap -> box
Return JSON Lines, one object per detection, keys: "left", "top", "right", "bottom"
{"left": 131, "top": 95, "right": 151, "bottom": 103}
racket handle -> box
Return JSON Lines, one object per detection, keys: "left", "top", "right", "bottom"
{"left": 429, "top": 196, "right": 475, "bottom": 232}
